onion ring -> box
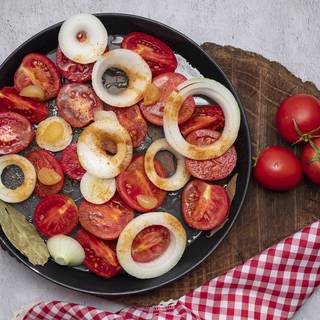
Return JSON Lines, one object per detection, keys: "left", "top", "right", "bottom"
{"left": 163, "top": 78, "right": 241, "bottom": 160}
{"left": 116, "top": 212, "right": 186, "bottom": 279}
{"left": 58, "top": 13, "right": 108, "bottom": 64}
{"left": 92, "top": 49, "right": 152, "bottom": 107}
{"left": 144, "top": 138, "right": 190, "bottom": 191}
{"left": 0, "top": 155, "right": 36, "bottom": 203}
{"left": 77, "top": 111, "right": 132, "bottom": 179}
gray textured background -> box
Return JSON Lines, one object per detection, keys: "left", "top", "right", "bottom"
{"left": 0, "top": 0, "right": 319, "bottom": 318}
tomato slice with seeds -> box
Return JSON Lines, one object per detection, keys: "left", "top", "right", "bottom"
{"left": 139, "top": 72, "right": 195, "bottom": 126}
{"left": 185, "top": 129, "right": 237, "bottom": 181}
{"left": 56, "top": 47, "right": 94, "bottom": 83}
{"left": 108, "top": 105, "right": 147, "bottom": 148}
{"left": 116, "top": 155, "right": 167, "bottom": 212}
{"left": 0, "top": 87, "right": 48, "bottom": 124}
{"left": 131, "top": 225, "right": 170, "bottom": 262}
{"left": 60, "top": 142, "right": 85, "bottom": 181}
{"left": 27, "top": 150, "right": 64, "bottom": 198}
{"left": 0, "top": 112, "right": 34, "bottom": 154}
{"left": 79, "top": 195, "right": 134, "bottom": 240}
{"left": 75, "top": 228, "right": 121, "bottom": 279}
{"left": 57, "top": 83, "right": 103, "bottom": 128}
{"left": 34, "top": 194, "right": 78, "bottom": 237}
{"left": 14, "top": 53, "right": 61, "bottom": 101}
{"left": 180, "top": 105, "right": 225, "bottom": 136}
{"left": 182, "top": 180, "right": 229, "bottom": 230}
{"left": 121, "top": 32, "right": 177, "bottom": 77}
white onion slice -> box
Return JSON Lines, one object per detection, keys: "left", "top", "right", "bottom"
{"left": 144, "top": 138, "right": 190, "bottom": 191}
{"left": 80, "top": 172, "right": 116, "bottom": 204}
{"left": 163, "top": 78, "right": 241, "bottom": 160}
{"left": 116, "top": 212, "right": 186, "bottom": 279}
{"left": 77, "top": 115, "right": 132, "bottom": 179}
{"left": 47, "top": 235, "right": 85, "bottom": 266}
{"left": 58, "top": 13, "right": 108, "bottom": 64}
{"left": 92, "top": 49, "right": 152, "bottom": 107}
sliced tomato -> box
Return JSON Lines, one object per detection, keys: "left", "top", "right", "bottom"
{"left": 75, "top": 228, "right": 121, "bottom": 278}
{"left": 116, "top": 155, "right": 167, "bottom": 212}
{"left": 27, "top": 149, "right": 64, "bottom": 197}
{"left": 182, "top": 180, "right": 229, "bottom": 230}
{"left": 139, "top": 72, "right": 195, "bottom": 126}
{"left": 79, "top": 195, "right": 134, "bottom": 240}
{"left": 34, "top": 194, "right": 78, "bottom": 237}
{"left": 56, "top": 83, "right": 103, "bottom": 128}
{"left": 185, "top": 129, "right": 237, "bottom": 180}
{"left": 0, "top": 112, "right": 34, "bottom": 154}
{"left": 121, "top": 32, "right": 177, "bottom": 77}
{"left": 179, "top": 105, "right": 225, "bottom": 136}
{"left": 56, "top": 47, "right": 94, "bottom": 83}
{"left": 131, "top": 225, "right": 170, "bottom": 262}
{"left": 0, "top": 87, "right": 48, "bottom": 123}
{"left": 108, "top": 105, "right": 147, "bottom": 147}
{"left": 60, "top": 142, "right": 85, "bottom": 181}
{"left": 14, "top": 53, "right": 61, "bottom": 101}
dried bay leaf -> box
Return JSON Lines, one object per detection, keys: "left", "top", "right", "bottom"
{"left": 0, "top": 201, "right": 49, "bottom": 265}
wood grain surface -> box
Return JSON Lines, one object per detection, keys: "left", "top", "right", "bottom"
{"left": 113, "top": 43, "right": 320, "bottom": 306}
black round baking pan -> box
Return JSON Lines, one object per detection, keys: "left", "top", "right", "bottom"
{"left": 0, "top": 13, "right": 251, "bottom": 295}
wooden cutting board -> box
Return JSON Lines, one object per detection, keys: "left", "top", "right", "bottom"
{"left": 113, "top": 43, "right": 320, "bottom": 306}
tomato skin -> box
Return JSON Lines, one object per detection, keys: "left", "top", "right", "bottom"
{"left": 254, "top": 146, "right": 302, "bottom": 191}
{"left": 276, "top": 94, "right": 320, "bottom": 143}
{"left": 27, "top": 149, "right": 64, "bottom": 197}
{"left": 139, "top": 72, "right": 195, "bottom": 126}
{"left": 301, "top": 138, "right": 320, "bottom": 185}
{"left": 14, "top": 53, "right": 61, "bottom": 101}
{"left": 57, "top": 83, "right": 103, "bottom": 128}
{"left": 108, "top": 105, "right": 147, "bottom": 148}
{"left": 121, "top": 32, "right": 177, "bottom": 77}
{"left": 79, "top": 195, "right": 134, "bottom": 240}
{"left": 180, "top": 105, "right": 225, "bottom": 136}
{"left": 75, "top": 228, "right": 121, "bottom": 279}
{"left": 182, "top": 180, "right": 229, "bottom": 230}
{"left": 56, "top": 47, "right": 93, "bottom": 83}
{"left": 131, "top": 225, "right": 170, "bottom": 262}
{"left": 0, "top": 111, "right": 34, "bottom": 154}
{"left": 116, "top": 155, "right": 167, "bottom": 212}
{"left": 34, "top": 194, "right": 78, "bottom": 237}
{"left": 0, "top": 87, "right": 48, "bottom": 124}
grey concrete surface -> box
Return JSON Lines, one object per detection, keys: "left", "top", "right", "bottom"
{"left": 0, "top": 0, "right": 319, "bottom": 318}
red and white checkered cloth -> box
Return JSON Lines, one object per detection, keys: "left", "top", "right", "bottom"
{"left": 21, "top": 220, "right": 320, "bottom": 320}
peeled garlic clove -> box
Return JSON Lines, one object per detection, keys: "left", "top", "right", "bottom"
{"left": 38, "top": 167, "right": 62, "bottom": 185}
{"left": 143, "top": 83, "right": 161, "bottom": 106}
{"left": 20, "top": 85, "right": 45, "bottom": 100}
{"left": 136, "top": 194, "right": 158, "bottom": 210}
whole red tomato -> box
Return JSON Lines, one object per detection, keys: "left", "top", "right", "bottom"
{"left": 301, "top": 138, "right": 320, "bottom": 185}
{"left": 276, "top": 94, "right": 320, "bottom": 143}
{"left": 254, "top": 146, "right": 302, "bottom": 191}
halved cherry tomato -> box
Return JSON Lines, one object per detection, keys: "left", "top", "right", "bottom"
{"left": 116, "top": 155, "right": 167, "bottom": 212}
{"left": 108, "top": 105, "right": 147, "bottom": 147}
{"left": 301, "top": 138, "right": 320, "bottom": 185}
{"left": 56, "top": 47, "right": 94, "bottom": 83}
{"left": 14, "top": 53, "right": 61, "bottom": 101}
{"left": 27, "top": 150, "right": 64, "bottom": 197}
{"left": 139, "top": 72, "right": 195, "bottom": 126}
{"left": 179, "top": 105, "right": 225, "bottom": 136}
{"left": 131, "top": 225, "right": 170, "bottom": 262}
{"left": 75, "top": 228, "right": 121, "bottom": 278}
{"left": 185, "top": 129, "right": 237, "bottom": 180}
{"left": 60, "top": 142, "right": 85, "bottom": 181}
{"left": 0, "top": 87, "right": 48, "bottom": 123}
{"left": 121, "top": 32, "right": 177, "bottom": 77}
{"left": 79, "top": 195, "right": 134, "bottom": 240}
{"left": 34, "top": 194, "right": 78, "bottom": 237}
{"left": 56, "top": 83, "right": 103, "bottom": 128}
{"left": 0, "top": 112, "right": 34, "bottom": 154}
{"left": 182, "top": 180, "right": 229, "bottom": 230}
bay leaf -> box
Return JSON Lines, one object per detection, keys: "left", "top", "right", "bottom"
{"left": 0, "top": 201, "right": 49, "bottom": 265}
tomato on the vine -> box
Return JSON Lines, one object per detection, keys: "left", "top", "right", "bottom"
{"left": 301, "top": 138, "right": 320, "bottom": 185}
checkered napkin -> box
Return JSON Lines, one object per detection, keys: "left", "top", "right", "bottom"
{"left": 20, "top": 220, "right": 320, "bottom": 320}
